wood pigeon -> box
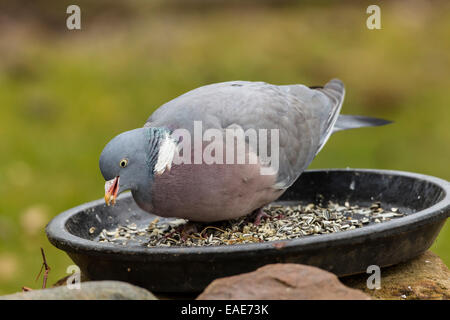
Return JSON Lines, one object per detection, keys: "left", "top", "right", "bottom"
{"left": 100, "top": 79, "right": 390, "bottom": 222}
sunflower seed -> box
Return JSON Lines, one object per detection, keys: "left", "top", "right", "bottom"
{"left": 95, "top": 201, "right": 405, "bottom": 247}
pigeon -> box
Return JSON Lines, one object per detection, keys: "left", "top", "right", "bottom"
{"left": 99, "top": 79, "right": 390, "bottom": 222}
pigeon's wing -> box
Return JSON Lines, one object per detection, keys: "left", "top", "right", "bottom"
{"left": 280, "top": 79, "right": 345, "bottom": 155}
{"left": 146, "top": 79, "right": 345, "bottom": 189}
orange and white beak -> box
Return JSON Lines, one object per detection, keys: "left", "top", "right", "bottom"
{"left": 104, "top": 176, "right": 120, "bottom": 206}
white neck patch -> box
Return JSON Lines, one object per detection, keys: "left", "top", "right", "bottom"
{"left": 154, "top": 133, "right": 177, "bottom": 175}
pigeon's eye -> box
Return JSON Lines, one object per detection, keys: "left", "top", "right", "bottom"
{"left": 119, "top": 158, "right": 128, "bottom": 168}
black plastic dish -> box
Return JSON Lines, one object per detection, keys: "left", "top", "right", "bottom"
{"left": 46, "top": 169, "right": 449, "bottom": 293}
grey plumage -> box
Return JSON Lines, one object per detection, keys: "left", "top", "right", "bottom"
{"left": 147, "top": 79, "right": 346, "bottom": 189}
{"left": 100, "top": 78, "right": 390, "bottom": 222}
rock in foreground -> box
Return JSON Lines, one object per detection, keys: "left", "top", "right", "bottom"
{"left": 197, "top": 263, "right": 370, "bottom": 300}
{"left": 342, "top": 251, "right": 450, "bottom": 300}
{"left": 0, "top": 281, "right": 157, "bottom": 300}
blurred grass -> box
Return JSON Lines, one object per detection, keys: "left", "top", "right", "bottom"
{"left": 0, "top": 1, "right": 449, "bottom": 294}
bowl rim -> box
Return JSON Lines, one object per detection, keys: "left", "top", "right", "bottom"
{"left": 46, "top": 168, "right": 450, "bottom": 259}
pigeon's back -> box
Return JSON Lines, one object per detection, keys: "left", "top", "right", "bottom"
{"left": 146, "top": 79, "right": 345, "bottom": 189}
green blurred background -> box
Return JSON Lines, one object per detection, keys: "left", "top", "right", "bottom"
{"left": 0, "top": 0, "right": 448, "bottom": 294}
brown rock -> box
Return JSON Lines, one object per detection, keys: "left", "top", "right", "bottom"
{"left": 341, "top": 251, "right": 450, "bottom": 300}
{"left": 197, "top": 263, "right": 370, "bottom": 300}
{"left": 0, "top": 281, "right": 157, "bottom": 300}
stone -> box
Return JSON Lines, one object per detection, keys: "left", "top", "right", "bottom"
{"left": 0, "top": 281, "right": 157, "bottom": 300}
{"left": 197, "top": 263, "right": 370, "bottom": 300}
{"left": 341, "top": 251, "right": 450, "bottom": 300}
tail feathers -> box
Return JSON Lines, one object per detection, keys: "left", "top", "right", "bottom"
{"left": 333, "top": 115, "right": 392, "bottom": 133}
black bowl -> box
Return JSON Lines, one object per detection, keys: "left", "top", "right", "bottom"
{"left": 46, "top": 169, "right": 449, "bottom": 293}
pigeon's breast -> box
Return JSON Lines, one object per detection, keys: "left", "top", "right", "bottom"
{"left": 149, "top": 161, "right": 284, "bottom": 222}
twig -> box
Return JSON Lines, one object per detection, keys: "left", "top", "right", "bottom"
{"left": 198, "top": 226, "right": 227, "bottom": 239}
{"left": 35, "top": 248, "right": 51, "bottom": 289}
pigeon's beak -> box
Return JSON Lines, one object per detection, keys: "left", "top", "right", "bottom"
{"left": 104, "top": 176, "right": 120, "bottom": 206}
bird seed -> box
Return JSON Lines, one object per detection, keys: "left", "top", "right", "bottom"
{"left": 95, "top": 201, "right": 405, "bottom": 247}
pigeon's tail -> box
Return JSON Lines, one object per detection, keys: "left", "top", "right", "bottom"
{"left": 333, "top": 115, "right": 392, "bottom": 133}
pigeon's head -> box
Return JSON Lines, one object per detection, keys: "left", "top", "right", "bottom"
{"left": 99, "top": 127, "right": 174, "bottom": 207}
